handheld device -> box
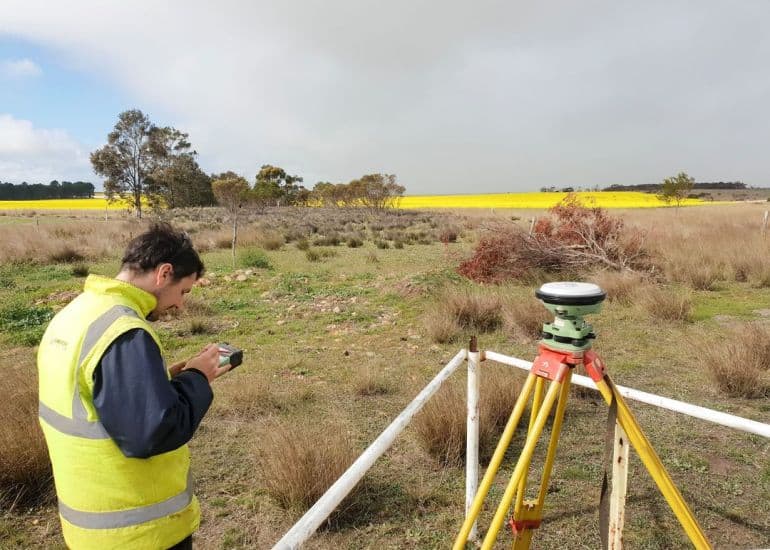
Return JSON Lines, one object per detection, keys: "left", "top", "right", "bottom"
{"left": 218, "top": 343, "right": 243, "bottom": 369}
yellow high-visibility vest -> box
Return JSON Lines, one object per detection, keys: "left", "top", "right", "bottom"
{"left": 37, "top": 275, "right": 200, "bottom": 549}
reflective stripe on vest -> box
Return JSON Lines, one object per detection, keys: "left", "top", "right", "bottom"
{"left": 38, "top": 305, "right": 138, "bottom": 440}
{"left": 58, "top": 472, "right": 194, "bottom": 529}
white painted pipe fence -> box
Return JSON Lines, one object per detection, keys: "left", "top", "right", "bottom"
{"left": 273, "top": 347, "right": 770, "bottom": 549}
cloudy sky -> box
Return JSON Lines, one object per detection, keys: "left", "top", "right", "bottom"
{"left": 0, "top": 1, "right": 768, "bottom": 194}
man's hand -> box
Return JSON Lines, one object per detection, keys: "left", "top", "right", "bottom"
{"left": 183, "top": 344, "right": 230, "bottom": 383}
{"left": 168, "top": 360, "right": 186, "bottom": 377}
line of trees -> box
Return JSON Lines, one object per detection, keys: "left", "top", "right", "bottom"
{"left": 604, "top": 181, "right": 746, "bottom": 192}
{"left": 0, "top": 180, "right": 95, "bottom": 200}
{"left": 90, "top": 109, "right": 406, "bottom": 218}
{"left": 312, "top": 174, "right": 405, "bottom": 209}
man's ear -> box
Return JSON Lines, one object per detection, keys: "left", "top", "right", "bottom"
{"left": 154, "top": 263, "right": 174, "bottom": 286}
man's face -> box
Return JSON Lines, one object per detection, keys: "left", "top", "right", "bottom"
{"left": 148, "top": 265, "right": 197, "bottom": 321}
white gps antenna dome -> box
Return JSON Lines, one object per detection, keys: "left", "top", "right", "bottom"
{"left": 535, "top": 282, "right": 606, "bottom": 306}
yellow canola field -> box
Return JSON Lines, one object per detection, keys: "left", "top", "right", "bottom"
{"left": 0, "top": 198, "right": 125, "bottom": 210}
{"left": 396, "top": 191, "right": 704, "bottom": 209}
{"left": 0, "top": 192, "right": 709, "bottom": 211}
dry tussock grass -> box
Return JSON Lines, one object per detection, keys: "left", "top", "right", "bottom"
{"left": 353, "top": 365, "right": 393, "bottom": 396}
{"left": 591, "top": 270, "right": 645, "bottom": 305}
{"left": 633, "top": 206, "right": 770, "bottom": 287}
{"left": 640, "top": 285, "right": 692, "bottom": 322}
{"left": 502, "top": 296, "right": 550, "bottom": 342}
{"left": 413, "top": 365, "right": 522, "bottom": 466}
{"left": 256, "top": 231, "right": 285, "bottom": 251}
{"left": 696, "top": 323, "right": 770, "bottom": 398}
{"left": 0, "top": 220, "right": 141, "bottom": 264}
{"left": 0, "top": 366, "right": 52, "bottom": 508}
{"left": 424, "top": 306, "right": 462, "bottom": 343}
{"left": 212, "top": 376, "right": 315, "bottom": 419}
{"left": 664, "top": 252, "right": 725, "bottom": 291}
{"left": 256, "top": 418, "right": 358, "bottom": 511}
{"left": 424, "top": 287, "right": 504, "bottom": 343}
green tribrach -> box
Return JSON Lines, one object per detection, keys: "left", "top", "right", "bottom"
{"left": 535, "top": 282, "right": 606, "bottom": 352}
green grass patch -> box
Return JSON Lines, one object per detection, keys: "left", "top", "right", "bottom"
{"left": 691, "top": 284, "right": 770, "bottom": 321}
{"left": 239, "top": 248, "right": 271, "bottom": 270}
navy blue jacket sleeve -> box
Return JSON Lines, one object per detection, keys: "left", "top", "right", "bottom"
{"left": 92, "top": 328, "right": 214, "bottom": 459}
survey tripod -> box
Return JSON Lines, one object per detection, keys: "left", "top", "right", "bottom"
{"left": 454, "top": 282, "right": 711, "bottom": 550}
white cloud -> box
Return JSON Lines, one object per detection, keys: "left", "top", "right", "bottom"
{"left": 1, "top": 1, "right": 770, "bottom": 191}
{"left": 1, "top": 58, "right": 42, "bottom": 79}
{"left": 0, "top": 114, "right": 91, "bottom": 183}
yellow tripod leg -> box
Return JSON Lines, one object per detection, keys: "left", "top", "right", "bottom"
{"left": 453, "top": 372, "right": 538, "bottom": 550}
{"left": 480, "top": 368, "right": 567, "bottom": 550}
{"left": 512, "top": 370, "right": 573, "bottom": 550}
{"left": 513, "top": 377, "right": 545, "bottom": 519}
{"left": 594, "top": 376, "right": 712, "bottom": 550}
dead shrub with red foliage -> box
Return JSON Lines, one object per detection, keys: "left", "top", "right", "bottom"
{"left": 458, "top": 194, "right": 647, "bottom": 283}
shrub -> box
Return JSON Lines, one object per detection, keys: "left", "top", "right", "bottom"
{"left": 641, "top": 286, "right": 692, "bottom": 322}
{"left": 424, "top": 307, "right": 462, "bottom": 343}
{"left": 187, "top": 318, "right": 216, "bottom": 335}
{"left": 239, "top": 249, "right": 271, "bottom": 269}
{"left": 459, "top": 195, "right": 647, "bottom": 283}
{"left": 314, "top": 234, "right": 341, "bottom": 247}
{"left": 686, "top": 264, "right": 723, "bottom": 291}
{"left": 393, "top": 240, "right": 404, "bottom": 249}
{"left": 439, "top": 226, "right": 459, "bottom": 243}
{"left": 346, "top": 237, "right": 363, "bottom": 248}
{"left": 306, "top": 249, "right": 321, "bottom": 262}
{"left": 318, "top": 248, "right": 338, "bottom": 258}
{"left": 413, "top": 366, "right": 522, "bottom": 466}
{"left": 353, "top": 366, "right": 393, "bottom": 396}
{"left": 503, "top": 297, "right": 550, "bottom": 342}
{"left": 48, "top": 245, "right": 85, "bottom": 264}
{"left": 295, "top": 238, "right": 310, "bottom": 251}
{"left": 375, "top": 240, "right": 390, "bottom": 250}
{"left": 257, "top": 232, "right": 285, "bottom": 251}
{"left": 0, "top": 366, "right": 53, "bottom": 507}
{"left": 443, "top": 287, "right": 503, "bottom": 332}
{"left": 257, "top": 419, "right": 358, "bottom": 511}
{"left": 697, "top": 323, "right": 770, "bottom": 398}
{"left": 592, "top": 271, "right": 644, "bottom": 305}
{"left": 215, "top": 235, "right": 232, "bottom": 249}
{"left": 71, "top": 263, "right": 90, "bottom": 278}
{"left": 213, "top": 376, "right": 272, "bottom": 418}
{"left": 425, "top": 288, "right": 503, "bottom": 343}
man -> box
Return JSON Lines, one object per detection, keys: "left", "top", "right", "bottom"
{"left": 37, "top": 223, "right": 230, "bottom": 549}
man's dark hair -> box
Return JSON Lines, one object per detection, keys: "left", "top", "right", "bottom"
{"left": 121, "top": 222, "right": 204, "bottom": 280}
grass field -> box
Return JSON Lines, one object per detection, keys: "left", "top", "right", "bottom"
{"left": 0, "top": 204, "right": 768, "bottom": 549}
